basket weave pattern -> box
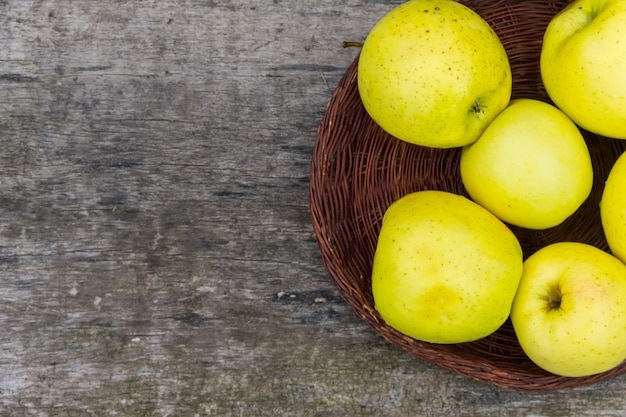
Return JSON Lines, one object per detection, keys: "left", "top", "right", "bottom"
{"left": 310, "top": 0, "right": 626, "bottom": 391}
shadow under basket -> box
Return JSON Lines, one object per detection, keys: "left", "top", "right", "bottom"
{"left": 309, "top": 0, "right": 626, "bottom": 391}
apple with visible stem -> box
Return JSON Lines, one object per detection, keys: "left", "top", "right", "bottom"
{"left": 357, "top": 0, "right": 511, "bottom": 148}
{"left": 511, "top": 242, "right": 626, "bottom": 377}
{"left": 541, "top": 0, "right": 626, "bottom": 139}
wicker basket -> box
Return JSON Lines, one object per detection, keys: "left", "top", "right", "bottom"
{"left": 309, "top": 0, "right": 626, "bottom": 391}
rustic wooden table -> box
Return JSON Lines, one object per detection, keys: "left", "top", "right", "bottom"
{"left": 1, "top": 1, "right": 625, "bottom": 415}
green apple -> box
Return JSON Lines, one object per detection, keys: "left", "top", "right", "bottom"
{"left": 357, "top": 0, "right": 511, "bottom": 148}
{"left": 372, "top": 190, "right": 523, "bottom": 344}
{"left": 511, "top": 242, "right": 626, "bottom": 377}
{"left": 540, "top": 0, "right": 626, "bottom": 139}
{"left": 460, "top": 99, "right": 593, "bottom": 230}
{"left": 600, "top": 150, "right": 626, "bottom": 263}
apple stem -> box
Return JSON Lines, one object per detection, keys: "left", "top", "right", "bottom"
{"left": 546, "top": 285, "right": 563, "bottom": 311}
{"left": 342, "top": 41, "right": 364, "bottom": 48}
{"left": 470, "top": 98, "right": 486, "bottom": 114}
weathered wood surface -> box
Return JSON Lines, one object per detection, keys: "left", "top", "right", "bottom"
{"left": 1, "top": 0, "right": 625, "bottom": 415}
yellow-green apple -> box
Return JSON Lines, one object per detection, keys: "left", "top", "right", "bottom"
{"left": 357, "top": 0, "right": 511, "bottom": 148}
{"left": 511, "top": 242, "right": 626, "bottom": 377}
{"left": 460, "top": 99, "right": 593, "bottom": 230}
{"left": 601, "top": 150, "right": 626, "bottom": 263}
{"left": 372, "top": 190, "right": 523, "bottom": 344}
{"left": 540, "top": 0, "right": 626, "bottom": 139}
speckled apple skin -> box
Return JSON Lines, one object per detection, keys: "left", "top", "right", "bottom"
{"left": 357, "top": 0, "right": 512, "bottom": 148}
{"left": 511, "top": 242, "right": 626, "bottom": 377}
{"left": 372, "top": 190, "right": 523, "bottom": 344}
{"left": 541, "top": 0, "right": 626, "bottom": 139}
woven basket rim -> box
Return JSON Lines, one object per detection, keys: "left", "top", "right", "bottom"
{"left": 309, "top": 0, "right": 626, "bottom": 392}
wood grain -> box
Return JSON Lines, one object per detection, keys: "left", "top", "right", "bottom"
{"left": 1, "top": 0, "right": 625, "bottom": 415}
